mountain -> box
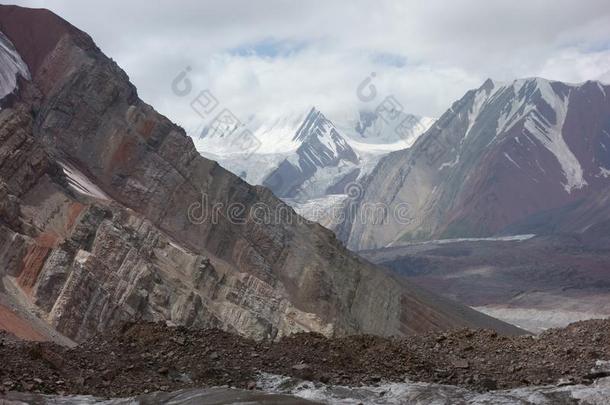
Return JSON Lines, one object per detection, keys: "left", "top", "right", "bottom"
{"left": 0, "top": 5, "right": 523, "bottom": 343}
{"left": 193, "top": 110, "right": 307, "bottom": 185}
{"left": 195, "top": 108, "right": 433, "bottom": 184}
{"left": 262, "top": 107, "right": 359, "bottom": 199}
{"left": 196, "top": 106, "right": 433, "bottom": 226}
{"left": 338, "top": 77, "right": 610, "bottom": 250}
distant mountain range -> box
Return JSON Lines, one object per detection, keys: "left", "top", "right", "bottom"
{"left": 195, "top": 106, "right": 433, "bottom": 226}
{"left": 195, "top": 77, "right": 610, "bottom": 253}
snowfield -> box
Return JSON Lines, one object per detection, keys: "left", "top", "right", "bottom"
{"left": 59, "top": 162, "right": 110, "bottom": 201}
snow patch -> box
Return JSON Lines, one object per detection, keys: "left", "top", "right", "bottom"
{"left": 503, "top": 152, "right": 521, "bottom": 169}
{"left": 496, "top": 78, "right": 587, "bottom": 193}
{"left": 434, "top": 234, "right": 536, "bottom": 244}
{"left": 74, "top": 250, "right": 93, "bottom": 265}
{"left": 439, "top": 153, "right": 459, "bottom": 170}
{"left": 597, "top": 167, "right": 610, "bottom": 178}
{"left": 0, "top": 31, "right": 30, "bottom": 105}
{"left": 59, "top": 162, "right": 110, "bottom": 201}
{"left": 465, "top": 84, "right": 500, "bottom": 138}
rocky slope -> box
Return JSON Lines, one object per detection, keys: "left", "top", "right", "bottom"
{"left": 0, "top": 5, "right": 523, "bottom": 343}
{"left": 338, "top": 78, "right": 610, "bottom": 250}
{"left": 1, "top": 320, "right": 609, "bottom": 397}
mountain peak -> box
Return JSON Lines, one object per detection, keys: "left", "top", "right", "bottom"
{"left": 293, "top": 106, "right": 333, "bottom": 143}
{"left": 481, "top": 77, "right": 496, "bottom": 90}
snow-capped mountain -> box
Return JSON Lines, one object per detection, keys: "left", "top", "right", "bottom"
{"left": 0, "top": 31, "right": 30, "bottom": 105}
{"left": 194, "top": 106, "right": 433, "bottom": 222}
{"left": 262, "top": 107, "right": 359, "bottom": 199}
{"left": 338, "top": 78, "right": 610, "bottom": 250}
{"left": 194, "top": 110, "right": 306, "bottom": 185}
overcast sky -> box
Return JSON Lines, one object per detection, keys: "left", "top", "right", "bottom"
{"left": 10, "top": 0, "right": 610, "bottom": 133}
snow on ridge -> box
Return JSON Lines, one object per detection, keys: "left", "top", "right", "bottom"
{"left": 333, "top": 110, "right": 433, "bottom": 149}
{"left": 465, "top": 80, "right": 504, "bottom": 138}
{"left": 0, "top": 31, "right": 30, "bottom": 104}
{"left": 523, "top": 82, "right": 586, "bottom": 193}
{"left": 194, "top": 110, "right": 306, "bottom": 157}
{"left": 193, "top": 106, "right": 433, "bottom": 162}
{"left": 315, "top": 114, "right": 345, "bottom": 157}
{"left": 597, "top": 167, "right": 610, "bottom": 178}
{"left": 493, "top": 76, "right": 602, "bottom": 90}
{"left": 597, "top": 82, "right": 606, "bottom": 97}
{"left": 495, "top": 78, "right": 587, "bottom": 193}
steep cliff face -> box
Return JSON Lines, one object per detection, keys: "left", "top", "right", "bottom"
{"left": 339, "top": 78, "right": 610, "bottom": 250}
{"left": 0, "top": 5, "right": 523, "bottom": 342}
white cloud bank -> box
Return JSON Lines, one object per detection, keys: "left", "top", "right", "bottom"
{"left": 9, "top": 0, "right": 610, "bottom": 133}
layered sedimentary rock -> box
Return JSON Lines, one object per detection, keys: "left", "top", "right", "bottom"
{"left": 0, "top": 5, "right": 523, "bottom": 342}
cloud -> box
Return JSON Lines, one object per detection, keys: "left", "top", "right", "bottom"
{"left": 9, "top": 0, "right": 610, "bottom": 132}
{"left": 538, "top": 48, "right": 610, "bottom": 83}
